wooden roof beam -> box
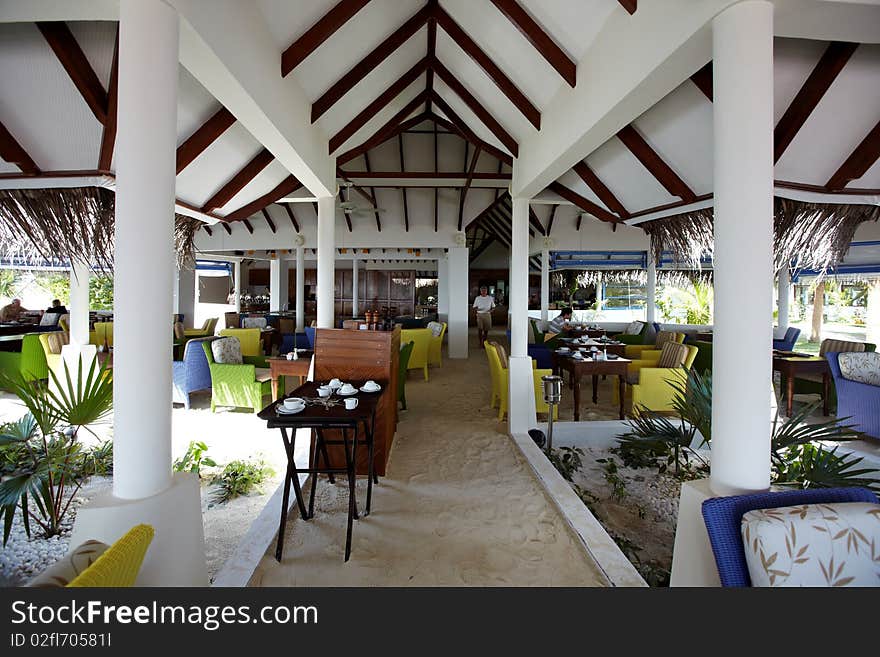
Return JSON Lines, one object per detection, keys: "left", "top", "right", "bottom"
{"left": 691, "top": 61, "right": 713, "bottom": 101}
{"left": 0, "top": 121, "right": 40, "bottom": 174}
{"left": 573, "top": 160, "right": 629, "bottom": 218}
{"left": 528, "top": 206, "right": 545, "bottom": 236}
{"left": 428, "top": 96, "right": 513, "bottom": 165}
{"left": 775, "top": 41, "right": 859, "bottom": 163}
{"left": 261, "top": 208, "right": 277, "bottom": 234}
{"left": 363, "top": 151, "right": 382, "bottom": 232}
{"left": 336, "top": 94, "right": 430, "bottom": 165}
{"left": 618, "top": 1, "right": 637, "bottom": 15}
{"left": 458, "top": 145, "right": 481, "bottom": 230}
{"left": 281, "top": 0, "right": 371, "bottom": 76}
{"left": 284, "top": 204, "right": 301, "bottom": 233}
{"left": 98, "top": 28, "right": 118, "bottom": 171}
{"left": 399, "top": 134, "right": 409, "bottom": 232}
{"left": 202, "top": 149, "right": 274, "bottom": 212}
{"left": 37, "top": 22, "right": 107, "bottom": 124}
{"left": 432, "top": 4, "right": 540, "bottom": 129}
{"left": 548, "top": 181, "right": 620, "bottom": 224}
{"left": 826, "top": 120, "right": 880, "bottom": 191}
{"left": 176, "top": 107, "right": 236, "bottom": 174}
{"left": 616, "top": 125, "right": 696, "bottom": 202}
{"left": 311, "top": 4, "right": 432, "bottom": 122}
{"left": 224, "top": 174, "right": 302, "bottom": 221}
{"left": 545, "top": 204, "right": 557, "bottom": 235}
{"left": 488, "top": 0, "right": 576, "bottom": 87}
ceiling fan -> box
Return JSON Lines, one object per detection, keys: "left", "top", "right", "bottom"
{"left": 337, "top": 181, "right": 385, "bottom": 216}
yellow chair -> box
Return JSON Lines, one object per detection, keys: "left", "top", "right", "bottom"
{"left": 428, "top": 322, "right": 447, "bottom": 368}
{"left": 90, "top": 322, "right": 113, "bottom": 347}
{"left": 485, "top": 341, "right": 556, "bottom": 420}
{"left": 400, "top": 328, "right": 431, "bottom": 381}
{"left": 219, "top": 328, "right": 263, "bottom": 358}
{"left": 624, "top": 330, "right": 685, "bottom": 361}
{"left": 68, "top": 524, "right": 154, "bottom": 587}
{"left": 623, "top": 343, "right": 698, "bottom": 414}
{"left": 184, "top": 317, "right": 218, "bottom": 338}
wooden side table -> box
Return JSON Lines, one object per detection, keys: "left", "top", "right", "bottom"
{"left": 267, "top": 352, "right": 312, "bottom": 400}
{"left": 772, "top": 354, "right": 829, "bottom": 416}
{"left": 552, "top": 352, "right": 630, "bottom": 420}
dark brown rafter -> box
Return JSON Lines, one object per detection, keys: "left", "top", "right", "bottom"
{"left": 311, "top": 4, "right": 433, "bottom": 122}
{"left": 618, "top": 0, "right": 637, "bottom": 14}
{"left": 261, "top": 208, "right": 277, "bottom": 234}
{"left": 432, "top": 4, "right": 540, "bottom": 129}
{"left": 203, "top": 225, "right": 213, "bottom": 237}
{"left": 398, "top": 134, "right": 409, "bottom": 232}
{"left": 0, "top": 121, "right": 39, "bottom": 174}
{"left": 426, "top": 9, "right": 437, "bottom": 103}
{"left": 98, "top": 28, "right": 118, "bottom": 170}
{"left": 573, "top": 161, "right": 629, "bottom": 218}
{"left": 488, "top": 0, "right": 576, "bottom": 87}
{"left": 429, "top": 96, "right": 513, "bottom": 165}
{"left": 222, "top": 222, "right": 232, "bottom": 235}
{"left": 224, "top": 174, "right": 301, "bottom": 221}
{"left": 338, "top": 171, "right": 510, "bottom": 180}
{"left": 284, "top": 204, "right": 301, "bottom": 232}
{"left": 546, "top": 204, "right": 557, "bottom": 235}
{"left": 826, "top": 120, "right": 880, "bottom": 191}
{"left": 242, "top": 219, "right": 254, "bottom": 234}
{"left": 177, "top": 108, "right": 236, "bottom": 174}
{"left": 37, "top": 22, "right": 107, "bottom": 124}
{"left": 363, "top": 151, "right": 382, "bottom": 232}
{"left": 434, "top": 122, "right": 439, "bottom": 231}
{"left": 617, "top": 125, "right": 696, "bottom": 202}
{"left": 336, "top": 94, "right": 429, "bottom": 165}
{"left": 775, "top": 41, "right": 859, "bottom": 163}
{"left": 549, "top": 182, "right": 619, "bottom": 224}
{"left": 202, "top": 149, "right": 274, "bottom": 212}
{"left": 469, "top": 231, "right": 496, "bottom": 262}
{"left": 458, "top": 144, "right": 481, "bottom": 230}
{"left": 328, "top": 57, "right": 429, "bottom": 153}
{"left": 281, "top": 0, "right": 371, "bottom": 76}
{"left": 691, "top": 61, "right": 713, "bottom": 101}
{"left": 528, "top": 206, "right": 545, "bottom": 236}
{"left": 431, "top": 59, "right": 518, "bottom": 157}
{"left": 576, "top": 212, "right": 582, "bottom": 231}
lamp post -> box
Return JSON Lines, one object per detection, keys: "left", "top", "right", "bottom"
{"left": 541, "top": 375, "right": 563, "bottom": 453}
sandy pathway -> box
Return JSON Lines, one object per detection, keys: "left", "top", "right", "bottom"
{"left": 250, "top": 329, "right": 608, "bottom": 586}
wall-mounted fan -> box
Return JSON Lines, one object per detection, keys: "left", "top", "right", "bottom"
{"left": 337, "top": 182, "right": 384, "bottom": 216}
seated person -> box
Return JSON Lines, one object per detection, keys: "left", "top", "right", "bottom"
{"left": 547, "top": 307, "right": 573, "bottom": 335}
{"left": 0, "top": 298, "right": 28, "bottom": 322}
{"left": 44, "top": 299, "right": 68, "bottom": 315}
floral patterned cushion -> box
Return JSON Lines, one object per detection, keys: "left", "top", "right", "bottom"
{"left": 242, "top": 317, "right": 267, "bottom": 329}
{"left": 211, "top": 337, "right": 242, "bottom": 365}
{"left": 742, "top": 502, "right": 880, "bottom": 587}
{"left": 838, "top": 352, "right": 880, "bottom": 387}
{"left": 624, "top": 321, "right": 644, "bottom": 335}
{"left": 27, "top": 540, "right": 109, "bottom": 587}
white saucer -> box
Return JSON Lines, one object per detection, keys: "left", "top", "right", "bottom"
{"left": 360, "top": 384, "right": 381, "bottom": 393}
{"left": 277, "top": 404, "right": 305, "bottom": 415}
{"left": 337, "top": 388, "right": 358, "bottom": 396}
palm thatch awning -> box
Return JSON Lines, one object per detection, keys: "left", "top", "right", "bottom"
{"left": 640, "top": 197, "right": 880, "bottom": 275}
{"left": 0, "top": 187, "right": 202, "bottom": 271}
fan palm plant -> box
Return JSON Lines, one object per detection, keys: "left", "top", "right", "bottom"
{"left": 0, "top": 355, "right": 113, "bottom": 544}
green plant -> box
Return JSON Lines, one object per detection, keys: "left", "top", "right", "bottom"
{"left": 173, "top": 440, "right": 217, "bottom": 475}
{"left": 210, "top": 458, "right": 273, "bottom": 504}
{"left": 82, "top": 440, "right": 113, "bottom": 477}
{"left": 547, "top": 446, "right": 584, "bottom": 482}
{"left": 0, "top": 269, "right": 20, "bottom": 302}
{"left": 0, "top": 356, "right": 113, "bottom": 544}
{"left": 89, "top": 275, "right": 114, "bottom": 310}
{"left": 596, "top": 457, "right": 627, "bottom": 502}
{"left": 35, "top": 272, "right": 70, "bottom": 305}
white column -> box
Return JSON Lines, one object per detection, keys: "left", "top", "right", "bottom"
{"left": 68, "top": 260, "right": 90, "bottom": 346}
{"left": 646, "top": 253, "right": 657, "bottom": 323}
{"left": 777, "top": 264, "right": 790, "bottom": 330}
{"left": 233, "top": 260, "right": 241, "bottom": 313}
{"left": 508, "top": 197, "right": 537, "bottom": 434}
{"left": 269, "top": 258, "right": 288, "bottom": 312}
{"left": 113, "top": 0, "right": 178, "bottom": 500}
{"left": 316, "top": 195, "right": 336, "bottom": 328}
{"left": 177, "top": 267, "right": 195, "bottom": 327}
{"left": 447, "top": 247, "right": 469, "bottom": 358}
{"left": 540, "top": 248, "right": 550, "bottom": 324}
{"left": 710, "top": 0, "right": 774, "bottom": 495}
{"left": 295, "top": 246, "right": 304, "bottom": 332}
{"left": 352, "top": 259, "right": 359, "bottom": 317}
{"left": 437, "top": 256, "right": 449, "bottom": 323}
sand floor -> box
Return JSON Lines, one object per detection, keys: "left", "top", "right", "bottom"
{"left": 249, "top": 329, "right": 609, "bottom": 586}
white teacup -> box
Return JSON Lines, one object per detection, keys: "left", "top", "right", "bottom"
{"left": 573, "top": 352, "right": 583, "bottom": 360}
{"left": 364, "top": 379, "right": 378, "bottom": 390}
{"left": 285, "top": 352, "right": 294, "bottom": 361}
{"left": 344, "top": 397, "right": 358, "bottom": 410}
{"left": 329, "top": 378, "right": 342, "bottom": 389}
{"left": 283, "top": 397, "right": 304, "bottom": 410}
{"left": 339, "top": 384, "right": 357, "bottom": 395}
{"left": 317, "top": 386, "right": 331, "bottom": 398}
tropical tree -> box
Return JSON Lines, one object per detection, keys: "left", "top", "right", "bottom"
{"left": 0, "top": 269, "right": 19, "bottom": 303}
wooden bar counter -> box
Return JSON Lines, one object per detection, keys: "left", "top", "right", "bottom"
{"left": 312, "top": 327, "right": 400, "bottom": 476}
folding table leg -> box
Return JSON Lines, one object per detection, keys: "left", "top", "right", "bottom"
{"left": 341, "top": 428, "right": 356, "bottom": 561}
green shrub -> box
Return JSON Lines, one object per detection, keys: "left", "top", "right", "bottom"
{"left": 210, "top": 459, "right": 273, "bottom": 504}
{"left": 173, "top": 440, "right": 216, "bottom": 476}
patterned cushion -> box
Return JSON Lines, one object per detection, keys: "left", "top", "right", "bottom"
{"left": 838, "top": 352, "right": 880, "bottom": 386}
{"left": 46, "top": 331, "right": 69, "bottom": 354}
{"left": 173, "top": 321, "right": 186, "bottom": 340}
{"left": 211, "top": 337, "right": 242, "bottom": 365}
{"left": 624, "top": 321, "right": 644, "bottom": 336}
{"left": 242, "top": 317, "right": 267, "bottom": 329}
{"left": 427, "top": 321, "right": 444, "bottom": 337}
{"left": 742, "top": 502, "right": 880, "bottom": 587}
{"left": 654, "top": 330, "right": 679, "bottom": 349}
{"left": 773, "top": 326, "right": 788, "bottom": 340}
{"left": 657, "top": 342, "right": 689, "bottom": 368}
{"left": 490, "top": 341, "right": 508, "bottom": 369}
{"left": 40, "top": 312, "right": 59, "bottom": 326}
{"left": 820, "top": 339, "right": 866, "bottom": 356}
{"left": 27, "top": 539, "right": 109, "bottom": 587}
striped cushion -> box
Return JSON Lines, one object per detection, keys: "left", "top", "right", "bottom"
{"left": 820, "top": 339, "right": 865, "bottom": 356}
{"left": 47, "top": 331, "right": 69, "bottom": 354}
{"left": 173, "top": 322, "right": 186, "bottom": 340}
{"left": 657, "top": 342, "right": 689, "bottom": 368}
{"left": 489, "top": 341, "right": 508, "bottom": 369}
{"left": 654, "top": 331, "right": 679, "bottom": 349}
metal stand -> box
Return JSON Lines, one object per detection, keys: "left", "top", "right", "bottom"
{"left": 541, "top": 375, "right": 562, "bottom": 453}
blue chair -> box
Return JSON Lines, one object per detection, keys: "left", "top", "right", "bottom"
{"left": 773, "top": 326, "right": 801, "bottom": 351}
{"left": 305, "top": 326, "right": 316, "bottom": 349}
{"left": 172, "top": 336, "right": 217, "bottom": 409}
{"left": 279, "top": 332, "right": 312, "bottom": 354}
{"left": 701, "top": 486, "right": 878, "bottom": 587}
{"left": 827, "top": 352, "right": 880, "bottom": 438}
{"left": 504, "top": 329, "right": 554, "bottom": 370}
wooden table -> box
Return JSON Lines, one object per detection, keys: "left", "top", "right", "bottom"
{"left": 772, "top": 352, "right": 830, "bottom": 416}
{"left": 258, "top": 380, "right": 381, "bottom": 562}
{"left": 552, "top": 352, "right": 630, "bottom": 420}
{"left": 558, "top": 338, "right": 626, "bottom": 357}
{"left": 267, "top": 351, "right": 313, "bottom": 400}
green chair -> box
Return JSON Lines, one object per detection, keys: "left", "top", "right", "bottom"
{"left": 398, "top": 340, "right": 415, "bottom": 410}
{"left": 691, "top": 340, "right": 713, "bottom": 377}
{"left": 201, "top": 341, "right": 271, "bottom": 413}
{"left": 0, "top": 334, "right": 49, "bottom": 387}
